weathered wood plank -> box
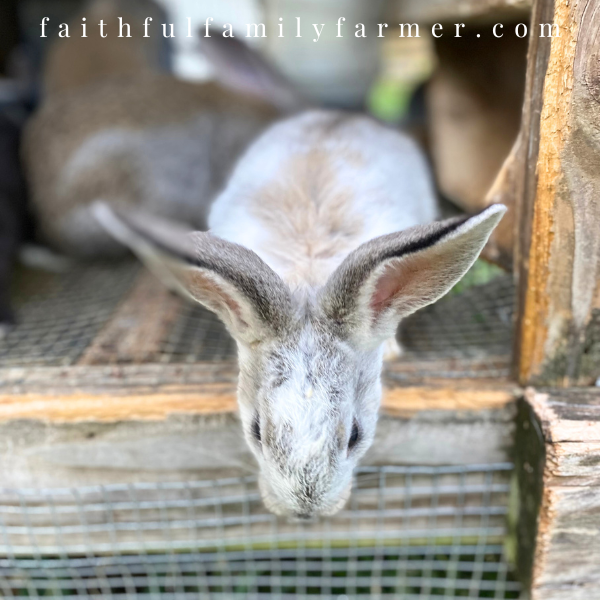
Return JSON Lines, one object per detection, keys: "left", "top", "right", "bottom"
{"left": 0, "top": 385, "right": 238, "bottom": 422}
{"left": 529, "top": 585, "right": 600, "bottom": 600}
{"left": 512, "top": 0, "right": 556, "bottom": 378}
{"left": 383, "top": 385, "right": 516, "bottom": 416}
{"left": 0, "top": 363, "right": 239, "bottom": 392}
{"left": 516, "top": 0, "right": 600, "bottom": 386}
{"left": 78, "top": 271, "right": 183, "bottom": 365}
{"left": 525, "top": 387, "right": 600, "bottom": 600}
{"left": 527, "top": 388, "right": 600, "bottom": 443}
{"left": 0, "top": 344, "right": 515, "bottom": 422}
{"left": 548, "top": 441, "right": 600, "bottom": 482}
{"left": 0, "top": 393, "right": 517, "bottom": 489}
{"left": 514, "top": 397, "right": 545, "bottom": 592}
{"left": 0, "top": 375, "right": 516, "bottom": 422}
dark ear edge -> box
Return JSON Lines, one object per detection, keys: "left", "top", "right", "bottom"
{"left": 320, "top": 204, "right": 507, "bottom": 339}
{"left": 93, "top": 202, "right": 294, "bottom": 338}
{"left": 320, "top": 215, "right": 469, "bottom": 325}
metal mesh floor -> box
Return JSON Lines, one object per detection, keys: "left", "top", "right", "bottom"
{"left": 2, "top": 261, "right": 514, "bottom": 378}
{"left": 0, "top": 464, "right": 519, "bottom": 599}
{"left": 2, "top": 262, "right": 141, "bottom": 367}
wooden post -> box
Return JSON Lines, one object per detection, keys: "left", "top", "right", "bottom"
{"left": 524, "top": 388, "right": 600, "bottom": 600}
{"left": 513, "top": 396, "right": 545, "bottom": 593}
{"left": 515, "top": 0, "right": 600, "bottom": 386}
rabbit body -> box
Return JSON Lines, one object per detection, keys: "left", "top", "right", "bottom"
{"left": 209, "top": 110, "right": 439, "bottom": 290}
{"left": 205, "top": 110, "right": 439, "bottom": 515}
{"left": 97, "top": 108, "right": 505, "bottom": 518}
{"left": 23, "top": 0, "right": 289, "bottom": 257}
{"left": 24, "top": 75, "right": 277, "bottom": 256}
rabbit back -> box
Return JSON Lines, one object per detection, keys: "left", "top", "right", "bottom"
{"left": 209, "top": 110, "right": 439, "bottom": 289}
{"left": 24, "top": 75, "right": 278, "bottom": 256}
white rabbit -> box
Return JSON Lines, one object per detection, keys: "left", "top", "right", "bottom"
{"left": 95, "top": 110, "right": 506, "bottom": 519}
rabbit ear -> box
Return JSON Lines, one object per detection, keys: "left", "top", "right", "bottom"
{"left": 198, "top": 34, "right": 305, "bottom": 112}
{"left": 93, "top": 203, "right": 293, "bottom": 344}
{"left": 319, "top": 205, "right": 507, "bottom": 349}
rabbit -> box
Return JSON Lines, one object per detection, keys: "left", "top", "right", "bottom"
{"left": 23, "top": 0, "right": 302, "bottom": 258}
{"left": 94, "top": 109, "right": 506, "bottom": 519}
{"left": 40, "top": 0, "right": 172, "bottom": 98}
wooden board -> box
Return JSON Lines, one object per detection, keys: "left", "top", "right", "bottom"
{"left": 0, "top": 363, "right": 516, "bottom": 422}
{"left": 479, "top": 0, "right": 553, "bottom": 268}
{"left": 0, "top": 395, "right": 517, "bottom": 489}
{"left": 389, "top": 0, "right": 531, "bottom": 23}
{"left": 525, "top": 387, "right": 600, "bottom": 600}
{"left": 78, "top": 271, "right": 183, "bottom": 365}
{"left": 0, "top": 362, "right": 519, "bottom": 488}
{"left": 515, "top": 0, "right": 600, "bottom": 386}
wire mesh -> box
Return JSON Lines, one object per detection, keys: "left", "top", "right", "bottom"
{"left": 0, "top": 464, "right": 520, "bottom": 598}
{"left": 2, "top": 262, "right": 140, "bottom": 367}
{"left": 3, "top": 262, "right": 514, "bottom": 378}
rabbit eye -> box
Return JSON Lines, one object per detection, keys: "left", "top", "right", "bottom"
{"left": 252, "top": 415, "right": 261, "bottom": 444}
{"left": 348, "top": 421, "right": 360, "bottom": 450}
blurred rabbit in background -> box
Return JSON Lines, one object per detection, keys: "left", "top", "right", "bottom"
{"left": 24, "top": 0, "right": 303, "bottom": 258}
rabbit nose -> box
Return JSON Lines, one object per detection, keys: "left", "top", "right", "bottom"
{"left": 295, "top": 512, "right": 312, "bottom": 520}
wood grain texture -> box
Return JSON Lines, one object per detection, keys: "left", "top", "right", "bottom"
{"left": 512, "top": 0, "right": 556, "bottom": 379}
{"left": 0, "top": 394, "right": 517, "bottom": 489}
{"left": 525, "top": 387, "right": 600, "bottom": 599}
{"left": 0, "top": 368, "right": 517, "bottom": 422}
{"left": 382, "top": 385, "right": 516, "bottom": 416}
{"left": 514, "top": 397, "right": 545, "bottom": 593}
{"left": 78, "top": 271, "right": 183, "bottom": 365}
{"left": 0, "top": 386, "right": 238, "bottom": 422}
{"left": 527, "top": 387, "right": 600, "bottom": 443}
{"left": 516, "top": 0, "right": 600, "bottom": 386}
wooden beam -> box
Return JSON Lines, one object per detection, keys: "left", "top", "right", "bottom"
{"left": 484, "top": 0, "right": 556, "bottom": 272}
{"left": 0, "top": 385, "right": 238, "bottom": 422}
{"left": 0, "top": 384, "right": 518, "bottom": 491}
{"left": 524, "top": 388, "right": 600, "bottom": 600}
{"left": 383, "top": 385, "right": 516, "bottom": 417}
{"left": 0, "top": 381, "right": 516, "bottom": 423}
{"left": 515, "top": 0, "right": 600, "bottom": 386}
{"left": 0, "top": 363, "right": 517, "bottom": 422}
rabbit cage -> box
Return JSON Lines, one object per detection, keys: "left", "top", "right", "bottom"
{"left": 0, "top": 255, "right": 521, "bottom": 598}
{"left": 2, "top": 0, "right": 600, "bottom": 599}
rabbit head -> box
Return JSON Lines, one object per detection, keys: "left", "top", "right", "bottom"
{"left": 95, "top": 203, "right": 505, "bottom": 519}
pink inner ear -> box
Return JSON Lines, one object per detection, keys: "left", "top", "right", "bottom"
{"left": 184, "top": 269, "right": 248, "bottom": 328}
{"left": 369, "top": 261, "right": 409, "bottom": 315}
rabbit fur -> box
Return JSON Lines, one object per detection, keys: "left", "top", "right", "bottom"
{"left": 23, "top": 0, "right": 300, "bottom": 257}
{"left": 96, "top": 109, "right": 506, "bottom": 519}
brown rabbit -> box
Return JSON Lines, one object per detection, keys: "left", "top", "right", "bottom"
{"left": 24, "top": 0, "right": 302, "bottom": 257}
